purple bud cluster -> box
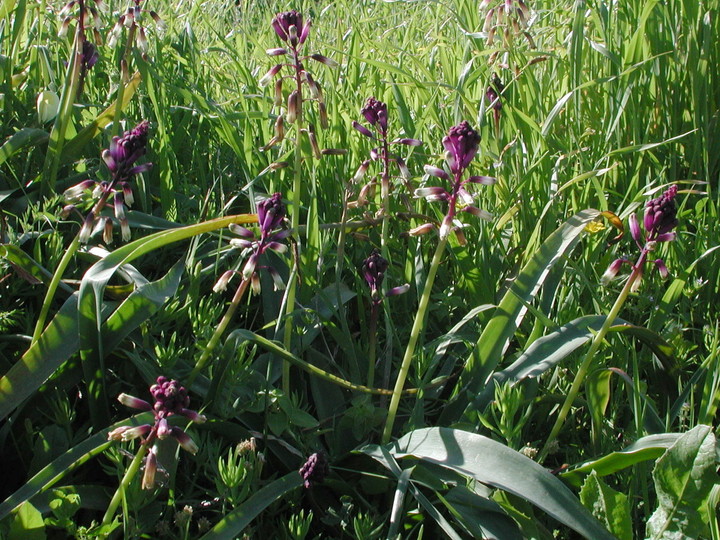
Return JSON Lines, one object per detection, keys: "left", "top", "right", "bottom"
{"left": 299, "top": 452, "right": 329, "bottom": 488}
{"left": 214, "top": 193, "right": 291, "bottom": 295}
{"left": 602, "top": 185, "right": 680, "bottom": 291}
{"left": 415, "top": 122, "right": 495, "bottom": 241}
{"left": 108, "top": 376, "right": 206, "bottom": 490}
{"left": 63, "top": 121, "right": 152, "bottom": 244}
{"left": 361, "top": 249, "right": 409, "bottom": 305}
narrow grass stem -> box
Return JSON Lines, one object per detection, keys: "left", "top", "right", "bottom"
{"left": 102, "top": 443, "right": 149, "bottom": 526}
{"left": 41, "top": 30, "right": 83, "bottom": 197}
{"left": 31, "top": 235, "right": 80, "bottom": 343}
{"left": 382, "top": 234, "right": 448, "bottom": 444}
{"left": 110, "top": 26, "right": 137, "bottom": 138}
{"left": 539, "top": 263, "right": 643, "bottom": 462}
{"left": 189, "top": 276, "right": 251, "bottom": 384}
{"left": 282, "top": 49, "right": 305, "bottom": 395}
{"left": 367, "top": 303, "right": 379, "bottom": 388}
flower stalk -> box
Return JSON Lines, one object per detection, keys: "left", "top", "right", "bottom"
{"left": 539, "top": 185, "right": 679, "bottom": 461}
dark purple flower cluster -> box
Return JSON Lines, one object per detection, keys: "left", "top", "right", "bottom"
{"left": 362, "top": 249, "right": 409, "bottom": 305}
{"left": 214, "top": 193, "right": 291, "bottom": 294}
{"left": 108, "top": 376, "right": 206, "bottom": 490}
{"left": 349, "top": 97, "right": 421, "bottom": 208}
{"left": 602, "top": 185, "right": 680, "bottom": 291}
{"left": 271, "top": 10, "right": 310, "bottom": 47}
{"left": 299, "top": 452, "right": 329, "bottom": 488}
{"left": 414, "top": 122, "right": 495, "bottom": 241}
{"left": 63, "top": 121, "right": 152, "bottom": 244}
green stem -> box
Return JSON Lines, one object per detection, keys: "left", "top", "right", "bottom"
{"left": 31, "top": 235, "right": 80, "bottom": 343}
{"left": 102, "top": 443, "right": 149, "bottom": 526}
{"left": 382, "top": 234, "right": 448, "bottom": 444}
{"left": 111, "top": 26, "right": 137, "bottom": 138}
{"left": 539, "top": 265, "right": 643, "bottom": 462}
{"left": 282, "top": 47, "right": 305, "bottom": 395}
{"left": 188, "top": 276, "right": 251, "bottom": 384}
{"left": 367, "top": 303, "right": 379, "bottom": 388}
{"left": 41, "top": 28, "right": 83, "bottom": 197}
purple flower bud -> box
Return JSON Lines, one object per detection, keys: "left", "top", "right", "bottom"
{"left": 150, "top": 376, "right": 190, "bottom": 417}
{"left": 106, "top": 120, "right": 151, "bottom": 182}
{"left": 462, "top": 206, "right": 493, "bottom": 220}
{"left": 392, "top": 138, "right": 422, "bottom": 146}
{"left": 387, "top": 284, "right": 410, "bottom": 297}
{"left": 362, "top": 249, "right": 388, "bottom": 300}
{"left": 361, "top": 97, "right": 388, "bottom": 132}
{"left": 352, "top": 121, "right": 375, "bottom": 139}
{"left": 309, "top": 54, "right": 338, "bottom": 67}
{"left": 424, "top": 165, "right": 450, "bottom": 180}
{"left": 272, "top": 10, "right": 303, "bottom": 44}
{"left": 467, "top": 175, "right": 496, "bottom": 185}
{"left": 654, "top": 259, "right": 669, "bottom": 279}
{"left": 443, "top": 121, "right": 481, "bottom": 174}
{"left": 242, "top": 253, "right": 258, "bottom": 279}
{"left": 156, "top": 417, "right": 171, "bottom": 439}
{"left": 257, "top": 192, "right": 286, "bottom": 238}
{"left": 644, "top": 185, "right": 678, "bottom": 238}
{"left": 260, "top": 64, "right": 283, "bottom": 87}
{"left": 142, "top": 446, "right": 158, "bottom": 489}
{"left": 352, "top": 160, "right": 371, "bottom": 183}
{"left": 601, "top": 258, "right": 627, "bottom": 286}
{"left": 629, "top": 212, "right": 642, "bottom": 244}
{"left": 286, "top": 90, "right": 299, "bottom": 123}
{"left": 171, "top": 426, "right": 199, "bottom": 454}
{"left": 118, "top": 394, "right": 152, "bottom": 411}
{"left": 415, "top": 186, "right": 449, "bottom": 202}
{"left": 102, "top": 217, "right": 113, "bottom": 244}
{"left": 299, "top": 452, "right": 329, "bottom": 488}
{"left": 408, "top": 223, "right": 435, "bottom": 236}
{"left": 229, "top": 223, "right": 255, "bottom": 239}
{"left": 267, "top": 47, "right": 287, "bottom": 56}
{"left": 213, "top": 270, "right": 236, "bottom": 293}
{"left": 63, "top": 179, "right": 96, "bottom": 201}
{"left": 266, "top": 266, "right": 286, "bottom": 291}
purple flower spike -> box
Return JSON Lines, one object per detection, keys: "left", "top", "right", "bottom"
{"left": 272, "top": 10, "right": 304, "bottom": 44}
{"left": 299, "top": 452, "right": 329, "bottom": 488}
{"left": 362, "top": 249, "right": 388, "bottom": 302}
{"left": 644, "top": 184, "right": 678, "bottom": 238}
{"left": 257, "top": 193, "right": 286, "bottom": 239}
{"left": 361, "top": 97, "right": 388, "bottom": 132}
{"left": 443, "top": 121, "right": 481, "bottom": 174}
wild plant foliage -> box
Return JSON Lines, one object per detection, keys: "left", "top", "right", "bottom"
{"left": 0, "top": 0, "right": 718, "bottom": 538}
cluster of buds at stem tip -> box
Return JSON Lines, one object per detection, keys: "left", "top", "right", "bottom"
{"left": 108, "top": 0, "right": 166, "bottom": 59}
{"left": 260, "top": 10, "right": 338, "bottom": 150}
{"left": 63, "top": 120, "right": 152, "bottom": 244}
{"left": 107, "top": 376, "right": 207, "bottom": 490}
{"left": 485, "top": 75, "right": 504, "bottom": 131}
{"left": 362, "top": 249, "right": 409, "bottom": 306}
{"left": 481, "top": 0, "right": 535, "bottom": 49}
{"left": 602, "top": 185, "right": 680, "bottom": 292}
{"left": 349, "top": 97, "right": 422, "bottom": 208}
{"left": 214, "top": 193, "right": 291, "bottom": 295}
{"left": 299, "top": 451, "right": 329, "bottom": 489}
{"left": 414, "top": 121, "right": 495, "bottom": 243}
{"left": 58, "top": 0, "right": 104, "bottom": 43}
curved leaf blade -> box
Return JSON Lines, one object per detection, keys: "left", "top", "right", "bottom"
{"left": 362, "top": 427, "right": 615, "bottom": 539}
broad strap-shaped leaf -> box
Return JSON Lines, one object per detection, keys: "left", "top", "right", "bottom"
{"left": 580, "top": 471, "right": 632, "bottom": 540}
{"left": 0, "top": 413, "right": 153, "bottom": 520}
{"left": 461, "top": 209, "right": 600, "bottom": 395}
{"left": 0, "top": 128, "right": 49, "bottom": 167}
{"left": 362, "top": 427, "right": 615, "bottom": 539}
{"left": 562, "top": 434, "right": 682, "bottom": 487}
{"left": 198, "top": 473, "right": 303, "bottom": 540}
{"left": 77, "top": 214, "right": 257, "bottom": 428}
{"left": 646, "top": 425, "right": 717, "bottom": 540}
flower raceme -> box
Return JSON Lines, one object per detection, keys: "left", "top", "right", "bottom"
{"left": 108, "top": 377, "right": 206, "bottom": 490}
{"left": 299, "top": 452, "right": 329, "bottom": 488}
{"left": 214, "top": 193, "right": 291, "bottom": 294}
{"left": 350, "top": 97, "right": 421, "bottom": 207}
{"left": 414, "top": 121, "right": 495, "bottom": 241}
{"left": 63, "top": 120, "right": 152, "bottom": 243}
{"left": 362, "top": 249, "right": 409, "bottom": 305}
{"left": 602, "top": 185, "right": 680, "bottom": 291}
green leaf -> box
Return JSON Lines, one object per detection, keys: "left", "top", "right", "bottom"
{"left": 646, "top": 425, "right": 717, "bottom": 540}
{"left": 0, "top": 414, "right": 152, "bottom": 520}
{"left": 77, "top": 214, "right": 256, "bottom": 427}
{"left": 0, "top": 128, "right": 48, "bottom": 168}
{"left": 562, "top": 434, "right": 682, "bottom": 487}
{"left": 8, "top": 502, "right": 46, "bottom": 540}
{"left": 362, "top": 427, "right": 615, "bottom": 539}
{"left": 441, "top": 486, "right": 523, "bottom": 540}
{"left": 587, "top": 369, "right": 614, "bottom": 436}
{"left": 580, "top": 471, "right": 632, "bottom": 540}
{"left": 455, "top": 210, "right": 602, "bottom": 416}
{"left": 198, "top": 472, "right": 303, "bottom": 540}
